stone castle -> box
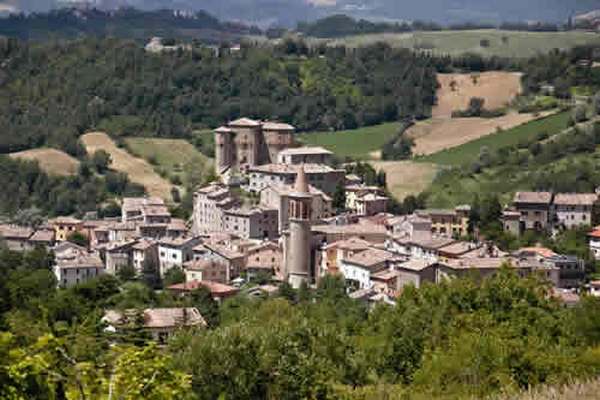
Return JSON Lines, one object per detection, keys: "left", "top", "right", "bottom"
{"left": 214, "top": 117, "right": 296, "bottom": 175}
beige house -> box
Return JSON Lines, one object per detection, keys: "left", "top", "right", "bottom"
{"left": 385, "top": 214, "right": 432, "bottom": 242}
{"left": 416, "top": 206, "right": 470, "bottom": 238}
{"left": 245, "top": 241, "right": 283, "bottom": 279}
{"left": 192, "top": 183, "right": 238, "bottom": 235}
{"left": 248, "top": 163, "right": 345, "bottom": 195}
{"left": 49, "top": 217, "right": 84, "bottom": 242}
{"left": 320, "top": 237, "right": 372, "bottom": 277}
{"left": 183, "top": 259, "right": 229, "bottom": 284}
{"left": 158, "top": 236, "right": 202, "bottom": 277}
{"left": 277, "top": 146, "right": 333, "bottom": 165}
{"left": 223, "top": 206, "right": 279, "bottom": 240}
{"left": 0, "top": 224, "right": 34, "bottom": 251}
{"left": 345, "top": 185, "right": 384, "bottom": 211}
{"left": 103, "top": 307, "right": 206, "bottom": 342}
{"left": 53, "top": 243, "right": 104, "bottom": 288}
{"left": 553, "top": 193, "right": 597, "bottom": 229}
{"left": 132, "top": 239, "right": 159, "bottom": 275}
{"left": 355, "top": 192, "right": 389, "bottom": 216}
{"left": 121, "top": 197, "right": 169, "bottom": 223}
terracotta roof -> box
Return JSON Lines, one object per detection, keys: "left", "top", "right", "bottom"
{"left": 513, "top": 191, "right": 552, "bottom": 204}
{"left": 49, "top": 216, "right": 82, "bottom": 225}
{"left": 168, "top": 280, "right": 239, "bottom": 297}
{"left": 397, "top": 259, "right": 436, "bottom": 272}
{"left": 590, "top": 280, "right": 600, "bottom": 288}
{"left": 160, "top": 236, "right": 198, "bottom": 247}
{"left": 229, "top": 117, "right": 261, "bottom": 127}
{"left": 324, "top": 236, "right": 372, "bottom": 251}
{"left": 132, "top": 238, "right": 157, "bottom": 251}
{"left": 516, "top": 247, "right": 558, "bottom": 259}
{"left": 142, "top": 205, "right": 170, "bottom": 217}
{"left": 343, "top": 248, "right": 396, "bottom": 270}
{"left": 204, "top": 243, "right": 245, "bottom": 260}
{"left": 29, "top": 229, "right": 55, "bottom": 242}
{"left": 312, "top": 223, "right": 387, "bottom": 236}
{"left": 0, "top": 224, "right": 33, "bottom": 239}
{"left": 56, "top": 253, "right": 104, "bottom": 269}
{"left": 438, "top": 241, "right": 481, "bottom": 256}
{"left": 167, "top": 218, "right": 187, "bottom": 231}
{"left": 104, "top": 307, "right": 206, "bottom": 329}
{"left": 588, "top": 229, "right": 600, "bottom": 239}
{"left": 554, "top": 193, "right": 598, "bottom": 206}
{"left": 371, "top": 269, "right": 401, "bottom": 281}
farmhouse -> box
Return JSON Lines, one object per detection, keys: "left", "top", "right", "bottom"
{"left": 512, "top": 191, "right": 553, "bottom": 231}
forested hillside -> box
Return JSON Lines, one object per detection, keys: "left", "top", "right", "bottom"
{"left": 0, "top": 8, "right": 259, "bottom": 41}
{"left": 0, "top": 37, "right": 437, "bottom": 154}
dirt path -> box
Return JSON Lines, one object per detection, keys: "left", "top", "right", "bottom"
{"left": 81, "top": 132, "right": 174, "bottom": 201}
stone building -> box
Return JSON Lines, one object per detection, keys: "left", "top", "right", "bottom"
{"left": 248, "top": 163, "right": 345, "bottom": 195}
{"left": 222, "top": 206, "right": 279, "bottom": 240}
{"left": 214, "top": 118, "right": 296, "bottom": 174}
{"left": 512, "top": 191, "right": 553, "bottom": 231}
{"left": 416, "top": 205, "right": 470, "bottom": 237}
{"left": 192, "top": 183, "right": 238, "bottom": 235}
{"left": 277, "top": 146, "right": 333, "bottom": 165}
{"left": 283, "top": 166, "right": 313, "bottom": 288}
{"left": 553, "top": 193, "right": 597, "bottom": 229}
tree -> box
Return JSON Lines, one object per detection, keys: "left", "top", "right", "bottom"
{"left": 188, "top": 286, "right": 219, "bottom": 327}
{"left": 67, "top": 231, "right": 89, "bottom": 248}
{"left": 91, "top": 150, "right": 112, "bottom": 173}
{"left": 332, "top": 183, "right": 346, "bottom": 211}
{"left": 163, "top": 267, "right": 185, "bottom": 287}
{"left": 11, "top": 207, "right": 44, "bottom": 228}
{"left": 117, "top": 264, "right": 137, "bottom": 282}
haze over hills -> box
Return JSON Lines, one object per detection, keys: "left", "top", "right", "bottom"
{"left": 3, "top": 0, "right": 600, "bottom": 27}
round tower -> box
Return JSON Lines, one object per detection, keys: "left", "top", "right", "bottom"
{"left": 286, "top": 165, "right": 313, "bottom": 288}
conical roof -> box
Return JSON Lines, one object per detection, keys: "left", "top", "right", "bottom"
{"left": 294, "top": 164, "right": 309, "bottom": 194}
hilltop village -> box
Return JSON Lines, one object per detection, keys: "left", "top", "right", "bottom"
{"left": 2, "top": 115, "right": 599, "bottom": 336}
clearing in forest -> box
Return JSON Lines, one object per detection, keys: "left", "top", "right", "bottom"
{"left": 81, "top": 132, "right": 174, "bottom": 201}
{"left": 9, "top": 148, "right": 80, "bottom": 176}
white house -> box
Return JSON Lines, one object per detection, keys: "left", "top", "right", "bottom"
{"left": 53, "top": 246, "right": 104, "bottom": 288}
{"left": 590, "top": 281, "right": 600, "bottom": 297}
{"left": 589, "top": 228, "right": 600, "bottom": 260}
{"left": 339, "top": 247, "right": 398, "bottom": 290}
{"left": 158, "top": 236, "right": 202, "bottom": 277}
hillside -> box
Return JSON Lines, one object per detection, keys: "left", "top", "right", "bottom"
{"left": 0, "top": 8, "right": 258, "bottom": 41}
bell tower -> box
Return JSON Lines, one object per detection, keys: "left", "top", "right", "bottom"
{"left": 285, "top": 165, "right": 312, "bottom": 288}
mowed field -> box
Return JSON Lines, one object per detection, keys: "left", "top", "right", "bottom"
{"left": 423, "top": 111, "right": 571, "bottom": 165}
{"left": 433, "top": 72, "right": 521, "bottom": 117}
{"left": 370, "top": 160, "right": 438, "bottom": 200}
{"left": 327, "top": 30, "right": 600, "bottom": 58}
{"left": 125, "top": 138, "right": 213, "bottom": 186}
{"left": 81, "top": 132, "right": 174, "bottom": 201}
{"left": 9, "top": 148, "right": 80, "bottom": 176}
{"left": 298, "top": 122, "right": 402, "bottom": 159}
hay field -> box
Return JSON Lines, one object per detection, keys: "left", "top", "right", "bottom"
{"left": 369, "top": 160, "right": 438, "bottom": 200}
{"left": 81, "top": 132, "right": 174, "bottom": 201}
{"left": 434, "top": 72, "right": 522, "bottom": 117}
{"left": 9, "top": 148, "right": 80, "bottom": 176}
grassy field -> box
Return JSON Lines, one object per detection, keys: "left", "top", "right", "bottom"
{"left": 422, "top": 111, "right": 570, "bottom": 165}
{"left": 81, "top": 132, "right": 174, "bottom": 201}
{"left": 370, "top": 160, "right": 438, "bottom": 201}
{"left": 298, "top": 122, "right": 402, "bottom": 160}
{"left": 326, "top": 30, "right": 600, "bottom": 58}
{"left": 9, "top": 148, "right": 80, "bottom": 176}
{"left": 125, "top": 137, "right": 213, "bottom": 187}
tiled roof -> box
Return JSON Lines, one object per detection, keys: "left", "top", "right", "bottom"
{"left": 249, "top": 163, "right": 341, "bottom": 174}
{"left": 0, "top": 224, "right": 33, "bottom": 239}
{"left": 214, "top": 126, "right": 234, "bottom": 133}
{"left": 554, "top": 193, "right": 598, "bottom": 206}
{"left": 183, "top": 259, "right": 225, "bottom": 271}
{"left": 229, "top": 117, "right": 261, "bottom": 127}
{"left": 324, "top": 236, "right": 372, "bottom": 251}
{"left": 279, "top": 146, "right": 331, "bottom": 156}
{"left": 29, "top": 229, "right": 55, "bottom": 242}
{"left": 513, "top": 191, "right": 552, "bottom": 204}
{"left": 262, "top": 121, "right": 295, "bottom": 130}
{"left": 168, "top": 280, "right": 239, "bottom": 296}
{"left": 104, "top": 307, "right": 206, "bottom": 329}
{"left": 516, "top": 247, "right": 558, "bottom": 259}
{"left": 132, "top": 238, "right": 157, "bottom": 251}
{"left": 397, "top": 259, "right": 436, "bottom": 272}
{"left": 343, "top": 248, "right": 396, "bottom": 270}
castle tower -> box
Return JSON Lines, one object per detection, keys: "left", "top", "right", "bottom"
{"left": 229, "top": 118, "right": 262, "bottom": 168}
{"left": 214, "top": 126, "right": 234, "bottom": 173}
{"left": 263, "top": 121, "right": 296, "bottom": 163}
{"left": 285, "top": 165, "right": 313, "bottom": 288}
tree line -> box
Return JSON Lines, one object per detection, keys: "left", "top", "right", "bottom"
{"left": 1, "top": 246, "right": 600, "bottom": 398}
{"left": 0, "top": 37, "right": 438, "bottom": 154}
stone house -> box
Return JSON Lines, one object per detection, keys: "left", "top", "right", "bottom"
{"left": 512, "top": 191, "right": 553, "bottom": 231}
{"left": 355, "top": 192, "right": 389, "bottom": 216}
{"left": 132, "top": 239, "right": 159, "bottom": 275}
{"left": 53, "top": 243, "right": 104, "bottom": 288}
{"left": 0, "top": 224, "right": 33, "bottom": 251}
{"left": 183, "top": 259, "right": 229, "bottom": 284}
{"left": 245, "top": 241, "right": 283, "bottom": 280}
{"left": 339, "top": 247, "right": 399, "bottom": 290}
{"left": 49, "top": 217, "right": 84, "bottom": 242}
{"left": 416, "top": 205, "right": 470, "bottom": 238}
{"left": 103, "top": 307, "right": 205, "bottom": 342}
{"left": 192, "top": 183, "right": 238, "bottom": 235}
{"left": 553, "top": 193, "right": 597, "bottom": 229}
{"left": 247, "top": 163, "right": 345, "bottom": 195}
{"left": 277, "top": 146, "right": 333, "bottom": 165}
{"left": 222, "top": 206, "right": 279, "bottom": 240}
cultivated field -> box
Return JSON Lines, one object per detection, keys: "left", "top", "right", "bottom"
{"left": 299, "top": 122, "right": 402, "bottom": 159}
{"left": 423, "top": 111, "right": 570, "bottom": 165}
{"left": 433, "top": 72, "right": 522, "bottom": 117}
{"left": 327, "top": 30, "right": 600, "bottom": 58}
{"left": 9, "top": 148, "right": 79, "bottom": 176}
{"left": 369, "top": 160, "right": 438, "bottom": 200}
{"left": 125, "top": 137, "right": 213, "bottom": 187}
{"left": 410, "top": 111, "right": 554, "bottom": 156}
{"left": 81, "top": 132, "right": 174, "bottom": 201}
